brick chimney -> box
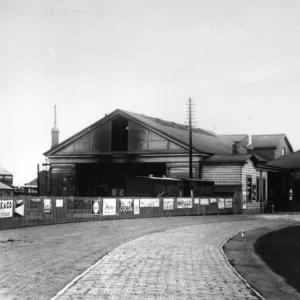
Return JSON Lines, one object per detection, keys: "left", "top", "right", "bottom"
{"left": 51, "top": 105, "right": 59, "bottom": 148}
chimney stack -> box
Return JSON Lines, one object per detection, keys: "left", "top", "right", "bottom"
{"left": 247, "top": 117, "right": 254, "bottom": 154}
{"left": 51, "top": 105, "right": 59, "bottom": 148}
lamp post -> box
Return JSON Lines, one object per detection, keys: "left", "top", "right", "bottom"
{"left": 42, "top": 158, "right": 50, "bottom": 196}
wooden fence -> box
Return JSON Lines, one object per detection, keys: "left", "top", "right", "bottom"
{"left": 0, "top": 195, "right": 240, "bottom": 230}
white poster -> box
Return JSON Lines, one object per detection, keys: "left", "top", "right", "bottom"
{"left": 56, "top": 199, "right": 63, "bottom": 208}
{"left": 92, "top": 199, "right": 100, "bottom": 215}
{"left": 0, "top": 200, "right": 13, "bottom": 218}
{"left": 209, "top": 198, "right": 217, "bottom": 204}
{"left": 134, "top": 199, "right": 140, "bottom": 215}
{"left": 163, "top": 198, "right": 174, "bottom": 210}
{"left": 103, "top": 198, "right": 116, "bottom": 215}
{"left": 140, "top": 198, "right": 159, "bottom": 207}
{"left": 44, "top": 199, "right": 52, "bottom": 212}
{"left": 225, "top": 199, "right": 233, "bottom": 208}
{"left": 218, "top": 198, "right": 225, "bottom": 209}
{"left": 200, "top": 198, "right": 209, "bottom": 205}
{"left": 177, "top": 198, "right": 193, "bottom": 209}
{"left": 120, "top": 198, "right": 133, "bottom": 212}
{"left": 14, "top": 199, "right": 25, "bottom": 217}
{"left": 194, "top": 198, "right": 199, "bottom": 204}
{"left": 242, "top": 192, "right": 247, "bottom": 209}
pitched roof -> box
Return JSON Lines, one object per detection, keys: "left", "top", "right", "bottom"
{"left": 267, "top": 150, "right": 300, "bottom": 169}
{"left": 0, "top": 166, "right": 12, "bottom": 176}
{"left": 221, "top": 134, "right": 293, "bottom": 150}
{"left": 0, "top": 182, "right": 13, "bottom": 190}
{"left": 25, "top": 178, "right": 37, "bottom": 186}
{"left": 45, "top": 109, "right": 234, "bottom": 156}
{"left": 201, "top": 153, "right": 268, "bottom": 164}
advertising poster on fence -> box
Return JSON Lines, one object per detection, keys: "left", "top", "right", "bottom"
{"left": 92, "top": 199, "right": 100, "bottom": 215}
{"left": 177, "top": 198, "right": 193, "bottom": 209}
{"left": 218, "top": 198, "right": 225, "bottom": 209}
{"left": 120, "top": 198, "right": 133, "bottom": 212}
{"left": 200, "top": 198, "right": 209, "bottom": 206}
{"left": 56, "top": 199, "right": 63, "bottom": 208}
{"left": 14, "top": 199, "right": 25, "bottom": 217}
{"left": 134, "top": 199, "right": 140, "bottom": 214}
{"left": 140, "top": 198, "right": 159, "bottom": 208}
{"left": 209, "top": 198, "right": 217, "bottom": 204}
{"left": 194, "top": 198, "right": 199, "bottom": 204}
{"left": 0, "top": 200, "right": 13, "bottom": 218}
{"left": 225, "top": 199, "right": 233, "bottom": 208}
{"left": 103, "top": 198, "right": 116, "bottom": 215}
{"left": 163, "top": 198, "right": 174, "bottom": 210}
{"left": 242, "top": 192, "right": 247, "bottom": 209}
{"left": 43, "top": 199, "right": 52, "bottom": 212}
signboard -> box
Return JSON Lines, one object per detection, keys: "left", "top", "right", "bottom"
{"left": 140, "top": 198, "right": 159, "bottom": 208}
{"left": 120, "top": 198, "right": 133, "bottom": 212}
{"left": 0, "top": 200, "right": 13, "bottom": 218}
{"left": 134, "top": 199, "right": 140, "bottom": 215}
{"left": 43, "top": 199, "right": 52, "bottom": 212}
{"left": 163, "top": 198, "right": 174, "bottom": 210}
{"left": 225, "top": 199, "right": 233, "bottom": 208}
{"left": 209, "top": 198, "right": 217, "bottom": 204}
{"left": 242, "top": 192, "right": 247, "bottom": 209}
{"left": 56, "top": 199, "right": 63, "bottom": 208}
{"left": 218, "top": 198, "right": 225, "bottom": 209}
{"left": 194, "top": 198, "right": 199, "bottom": 204}
{"left": 103, "top": 198, "right": 116, "bottom": 216}
{"left": 200, "top": 198, "right": 209, "bottom": 206}
{"left": 14, "top": 199, "right": 25, "bottom": 217}
{"left": 92, "top": 199, "right": 100, "bottom": 215}
{"left": 177, "top": 198, "right": 193, "bottom": 209}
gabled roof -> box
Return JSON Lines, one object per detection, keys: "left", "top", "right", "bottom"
{"left": 267, "top": 150, "right": 300, "bottom": 169}
{"left": 220, "top": 134, "right": 293, "bottom": 151}
{"left": 0, "top": 166, "right": 12, "bottom": 176}
{"left": 25, "top": 178, "right": 37, "bottom": 186}
{"left": 0, "top": 182, "right": 13, "bottom": 190}
{"left": 45, "top": 109, "right": 234, "bottom": 156}
{"left": 201, "top": 153, "right": 267, "bottom": 165}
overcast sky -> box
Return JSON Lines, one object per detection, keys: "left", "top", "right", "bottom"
{"left": 1, "top": 0, "right": 300, "bottom": 185}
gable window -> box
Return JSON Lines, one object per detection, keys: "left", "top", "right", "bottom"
{"left": 282, "top": 148, "right": 285, "bottom": 156}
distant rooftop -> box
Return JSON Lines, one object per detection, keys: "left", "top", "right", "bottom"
{"left": 0, "top": 166, "right": 12, "bottom": 176}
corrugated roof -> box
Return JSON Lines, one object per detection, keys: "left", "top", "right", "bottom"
{"left": 267, "top": 150, "right": 300, "bottom": 169}
{"left": 202, "top": 153, "right": 267, "bottom": 164}
{"left": 25, "top": 178, "right": 37, "bottom": 186}
{"left": 121, "top": 110, "right": 233, "bottom": 154}
{"left": 0, "top": 182, "right": 13, "bottom": 190}
{"left": 0, "top": 166, "right": 12, "bottom": 175}
{"left": 220, "top": 134, "right": 248, "bottom": 143}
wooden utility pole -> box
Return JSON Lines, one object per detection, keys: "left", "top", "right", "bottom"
{"left": 188, "top": 98, "right": 193, "bottom": 179}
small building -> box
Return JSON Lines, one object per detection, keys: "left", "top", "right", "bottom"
{"left": 0, "top": 166, "right": 14, "bottom": 197}
{"left": 15, "top": 178, "right": 38, "bottom": 195}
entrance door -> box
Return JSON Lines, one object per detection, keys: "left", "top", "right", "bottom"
{"left": 246, "top": 177, "right": 252, "bottom": 202}
{"left": 294, "top": 180, "right": 300, "bottom": 202}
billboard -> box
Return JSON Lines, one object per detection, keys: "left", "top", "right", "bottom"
{"left": 140, "top": 198, "right": 159, "bottom": 208}
{"left": 163, "top": 198, "right": 174, "bottom": 210}
{"left": 120, "top": 198, "right": 133, "bottom": 212}
{"left": 0, "top": 200, "right": 13, "bottom": 218}
{"left": 103, "top": 198, "right": 116, "bottom": 215}
{"left": 177, "top": 198, "right": 193, "bottom": 209}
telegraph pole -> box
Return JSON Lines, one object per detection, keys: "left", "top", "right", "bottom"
{"left": 186, "top": 98, "right": 196, "bottom": 179}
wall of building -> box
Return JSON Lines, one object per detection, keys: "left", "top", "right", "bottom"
{"left": 201, "top": 165, "right": 242, "bottom": 185}
{"left": 274, "top": 137, "right": 293, "bottom": 159}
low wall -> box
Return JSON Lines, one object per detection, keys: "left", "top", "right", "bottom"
{"left": 0, "top": 196, "right": 236, "bottom": 230}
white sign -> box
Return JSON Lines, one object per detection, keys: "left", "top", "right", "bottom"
{"left": 140, "top": 198, "right": 159, "bottom": 208}
{"left": 242, "top": 192, "right": 247, "bottom": 209}
{"left": 44, "top": 199, "right": 52, "bottom": 212}
{"left": 177, "top": 198, "right": 193, "bottom": 209}
{"left": 120, "top": 198, "right": 133, "bottom": 211}
{"left": 225, "top": 199, "right": 233, "bottom": 208}
{"left": 0, "top": 200, "right": 13, "bottom": 218}
{"left": 194, "top": 198, "right": 199, "bottom": 204}
{"left": 218, "top": 198, "right": 225, "bottom": 209}
{"left": 92, "top": 199, "right": 100, "bottom": 215}
{"left": 56, "top": 199, "right": 63, "bottom": 208}
{"left": 103, "top": 198, "right": 116, "bottom": 215}
{"left": 163, "top": 198, "right": 174, "bottom": 210}
{"left": 209, "top": 198, "right": 217, "bottom": 204}
{"left": 134, "top": 199, "right": 140, "bottom": 214}
{"left": 200, "top": 198, "right": 209, "bottom": 205}
{"left": 14, "top": 199, "right": 24, "bottom": 217}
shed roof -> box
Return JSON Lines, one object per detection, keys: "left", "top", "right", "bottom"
{"left": 25, "top": 178, "right": 37, "bottom": 186}
{"left": 0, "top": 166, "right": 12, "bottom": 176}
{"left": 267, "top": 150, "right": 300, "bottom": 169}
{"left": 201, "top": 153, "right": 267, "bottom": 164}
{"left": 0, "top": 182, "right": 13, "bottom": 190}
{"left": 45, "top": 109, "right": 234, "bottom": 156}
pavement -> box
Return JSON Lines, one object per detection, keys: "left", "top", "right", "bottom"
{"left": 52, "top": 221, "right": 272, "bottom": 300}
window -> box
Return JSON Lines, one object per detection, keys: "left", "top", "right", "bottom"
{"left": 282, "top": 148, "right": 285, "bottom": 156}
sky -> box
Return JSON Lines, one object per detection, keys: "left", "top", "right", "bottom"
{"left": 1, "top": 0, "right": 300, "bottom": 185}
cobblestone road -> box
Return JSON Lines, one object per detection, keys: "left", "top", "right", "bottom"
{"left": 54, "top": 221, "right": 269, "bottom": 300}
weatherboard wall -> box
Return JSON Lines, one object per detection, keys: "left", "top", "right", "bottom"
{"left": 201, "top": 165, "right": 242, "bottom": 185}
{"left": 274, "top": 137, "right": 293, "bottom": 159}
